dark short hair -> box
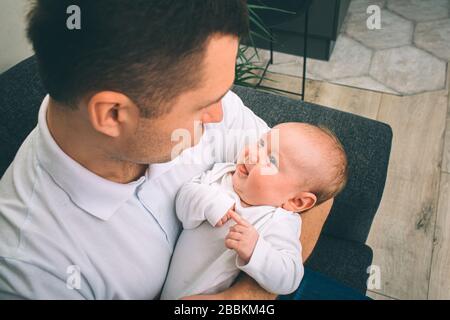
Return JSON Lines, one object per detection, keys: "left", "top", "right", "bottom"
{"left": 27, "top": 0, "right": 249, "bottom": 117}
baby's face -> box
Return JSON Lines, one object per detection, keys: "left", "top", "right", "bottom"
{"left": 232, "top": 123, "right": 321, "bottom": 208}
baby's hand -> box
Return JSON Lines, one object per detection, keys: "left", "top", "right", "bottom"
{"left": 215, "top": 205, "right": 236, "bottom": 227}
{"left": 225, "top": 210, "right": 259, "bottom": 264}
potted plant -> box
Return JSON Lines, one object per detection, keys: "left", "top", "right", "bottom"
{"left": 235, "top": 3, "right": 294, "bottom": 88}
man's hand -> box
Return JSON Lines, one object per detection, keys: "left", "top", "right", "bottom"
{"left": 180, "top": 273, "right": 276, "bottom": 300}
{"left": 180, "top": 293, "right": 225, "bottom": 300}
{"left": 225, "top": 210, "right": 259, "bottom": 264}
{"left": 300, "top": 198, "right": 334, "bottom": 262}
{"left": 215, "top": 205, "right": 236, "bottom": 227}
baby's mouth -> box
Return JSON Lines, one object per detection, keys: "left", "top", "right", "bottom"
{"left": 237, "top": 163, "right": 249, "bottom": 177}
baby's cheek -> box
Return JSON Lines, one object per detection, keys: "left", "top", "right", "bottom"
{"left": 254, "top": 177, "right": 271, "bottom": 197}
{"left": 244, "top": 177, "right": 258, "bottom": 199}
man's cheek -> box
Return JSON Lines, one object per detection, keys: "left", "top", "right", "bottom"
{"left": 180, "top": 120, "right": 203, "bottom": 147}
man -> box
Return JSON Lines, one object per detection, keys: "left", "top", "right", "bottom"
{"left": 0, "top": 0, "right": 332, "bottom": 299}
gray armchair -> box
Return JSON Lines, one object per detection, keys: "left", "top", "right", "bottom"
{"left": 0, "top": 57, "right": 392, "bottom": 294}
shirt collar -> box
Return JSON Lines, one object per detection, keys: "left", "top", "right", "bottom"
{"left": 35, "top": 95, "right": 146, "bottom": 221}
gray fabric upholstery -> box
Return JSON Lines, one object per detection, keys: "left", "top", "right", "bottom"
{"left": 0, "top": 56, "right": 392, "bottom": 294}
{"left": 304, "top": 235, "right": 373, "bottom": 292}
{"left": 0, "top": 56, "right": 45, "bottom": 175}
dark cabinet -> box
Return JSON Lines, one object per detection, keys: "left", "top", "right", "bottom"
{"left": 248, "top": 0, "right": 351, "bottom": 61}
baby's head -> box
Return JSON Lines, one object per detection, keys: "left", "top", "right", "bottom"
{"left": 232, "top": 122, "right": 348, "bottom": 212}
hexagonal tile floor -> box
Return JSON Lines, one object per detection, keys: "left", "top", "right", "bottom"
{"left": 415, "top": 19, "right": 450, "bottom": 61}
{"left": 307, "top": 36, "right": 373, "bottom": 80}
{"left": 252, "top": 0, "right": 449, "bottom": 96}
{"left": 348, "top": 0, "right": 387, "bottom": 14}
{"left": 387, "top": 0, "right": 449, "bottom": 22}
{"left": 345, "top": 9, "right": 413, "bottom": 50}
{"left": 370, "top": 46, "right": 446, "bottom": 94}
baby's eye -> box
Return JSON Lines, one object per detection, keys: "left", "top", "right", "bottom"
{"left": 269, "top": 155, "right": 277, "bottom": 166}
{"left": 258, "top": 139, "right": 265, "bottom": 148}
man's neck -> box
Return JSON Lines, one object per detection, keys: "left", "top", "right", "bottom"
{"left": 46, "top": 99, "right": 147, "bottom": 184}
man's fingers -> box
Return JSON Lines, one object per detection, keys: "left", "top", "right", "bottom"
{"left": 228, "top": 210, "right": 250, "bottom": 227}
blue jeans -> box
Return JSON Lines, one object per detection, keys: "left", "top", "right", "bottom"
{"left": 278, "top": 268, "right": 370, "bottom": 300}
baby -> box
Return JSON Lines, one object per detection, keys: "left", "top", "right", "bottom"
{"left": 160, "top": 122, "right": 348, "bottom": 299}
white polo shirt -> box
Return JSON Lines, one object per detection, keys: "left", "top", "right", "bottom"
{"left": 0, "top": 91, "right": 269, "bottom": 299}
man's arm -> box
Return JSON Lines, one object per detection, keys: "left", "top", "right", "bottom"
{"left": 300, "top": 198, "right": 333, "bottom": 262}
{"left": 182, "top": 198, "right": 333, "bottom": 300}
{"left": 182, "top": 272, "right": 277, "bottom": 300}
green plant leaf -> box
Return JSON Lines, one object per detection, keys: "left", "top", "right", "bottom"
{"left": 235, "top": 2, "right": 290, "bottom": 87}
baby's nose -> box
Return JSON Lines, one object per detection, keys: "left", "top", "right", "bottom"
{"left": 243, "top": 145, "right": 259, "bottom": 164}
{"left": 244, "top": 146, "right": 269, "bottom": 171}
{"left": 246, "top": 162, "right": 257, "bottom": 174}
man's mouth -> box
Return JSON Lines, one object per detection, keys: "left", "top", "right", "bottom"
{"left": 237, "top": 163, "right": 249, "bottom": 177}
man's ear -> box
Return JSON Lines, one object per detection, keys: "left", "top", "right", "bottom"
{"left": 86, "top": 91, "right": 138, "bottom": 138}
{"left": 283, "top": 192, "right": 317, "bottom": 213}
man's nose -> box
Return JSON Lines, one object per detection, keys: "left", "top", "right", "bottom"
{"left": 201, "top": 101, "right": 223, "bottom": 124}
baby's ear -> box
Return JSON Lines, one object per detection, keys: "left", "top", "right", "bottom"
{"left": 283, "top": 192, "right": 317, "bottom": 213}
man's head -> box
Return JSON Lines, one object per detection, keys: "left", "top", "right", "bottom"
{"left": 232, "top": 123, "right": 348, "bottom": 212}
{"left": 27, "top": 0, "right": 248, "bottom": 164}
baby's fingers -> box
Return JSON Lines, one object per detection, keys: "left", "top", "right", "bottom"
{"left": 229, "top": 224, "right": 246, "bottom": 233}
{"left": 229, "top": 210, "right": 250, "bottom": 227}
{"left": 221, "top": 215, "right": 229, "bottom": 224}
{"left": 226, "top": 231, "right": 242, "bottom": 241}
{"left": 225, "top": 239, "right": 239, "bottom": 250}
{"left": 216, "top": 214, "right": 230, "bottom": 227}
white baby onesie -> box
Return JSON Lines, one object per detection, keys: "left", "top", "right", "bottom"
{"left": 160, "top": 163, "right": 304, "bottom": 300}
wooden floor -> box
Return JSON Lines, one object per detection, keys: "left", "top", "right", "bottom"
{"left": 257, "top": 66, "right": 450, "bottom": 300}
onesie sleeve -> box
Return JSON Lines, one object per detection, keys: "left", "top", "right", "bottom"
{"left": 236, "top": 210, "right": 304, "bottom": 295}
{"left": 175, "top": 165, "right": 236, "bottom": 229}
